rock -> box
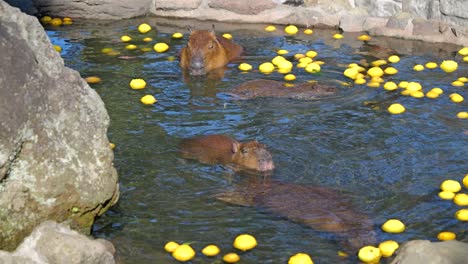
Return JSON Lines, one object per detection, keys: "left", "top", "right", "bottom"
{"left": 0, "top": 221, "right": 115, "bottom": 264}
{"left": 402, "top": 0, "right": 439, "bottom": 20}
{"left": 362, "top": 17, "right": 389, "bottom": 30}
{"left": 154, "top": 0, "right": 202, "bottom": 10}
{"left": 386, "top": 12, "right": 413, "bottom": 30}
{"left": 355, "top": 0, "right": 402, "bottom": 17}
{"left": 440, "top": 0, "right": 468, "bottom": 20}
{"left": 340, "top": 14, "right": 367, "bottom": 32}
{"left": 412, "top": 18, "right": 440, "bottom": 36}
{"left": 0, "top": 1, "right": 119, "bottom": 250}
{"left": 208, "top": 0, "right": 278, "bottom": 15}
{"left": 391, "top": 240, "right": 468, "bottom": 264}
{"left": 32, "top": 0, "right": 152, "bottom": 19}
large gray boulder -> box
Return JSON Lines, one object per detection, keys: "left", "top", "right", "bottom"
{"left": 391, "top": 240, "right": 468, "bottom": 264}
{"left": 0, "top": 1, "right": 119, "bottom": 250}
{"left": 0, "top": 221, "right": 115, "bottom": 264}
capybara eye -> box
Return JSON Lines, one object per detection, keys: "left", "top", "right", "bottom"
{"left": 240, "top": 148, "right": 249, "bottom": 154}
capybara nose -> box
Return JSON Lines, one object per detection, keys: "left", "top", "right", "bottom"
{"left": 190, "top": 56, "right": 204, "bottom": 70}
{"left": 259, "top": 159, "right": 275, "bottom": 171}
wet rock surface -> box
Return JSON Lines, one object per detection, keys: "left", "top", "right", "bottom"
{"left": 390, "top": 240, "right": 468, "bottom": 264}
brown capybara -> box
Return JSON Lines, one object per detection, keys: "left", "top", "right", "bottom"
{"left": 228, "top": 79, "right": 337, "bottom": 100}
{"left": 216, "top": 180, "right": 376, "bottom": 254}
{"left": 180, "top": 135, "right": 274, "bottom": 172}
{"left": 180, "top": 27, "right": 243, "bottom": 76}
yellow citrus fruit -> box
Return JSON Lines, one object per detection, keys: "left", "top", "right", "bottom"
{"left": 358, "top": 34, "right": 371, "bottom": 41}
{"left": 305, "top": 63, "right": 321, "bottom": 73}
{"left": 431, "top": 87, "right": 443, "bottom": 94}
{"left": 464, "top": 174, "right": 468, "bottom": 188}
{"left": 358, "top": 246, "right": 381, "bottom": 263}
{"left": 464, "top": 56, "right": 468, "bottom": 62}
{"left": 372, "top": 59, "right": 387, "bottom": 67}
{"left": 294, "top": 53, "right": 305, "bottom": 59}
{"left": 138, "top": 23, "right": 152, "bottom": 33}
{"left": 439, "top": 191, "right": 456, "bottom": 200}
{"left": 333, "top": 33, "right": 344, "bottom": 39}
{"left": 130, "top": 78, "right": 146, "bottom": 90}
{"left": 387, "top": 103, "right": 405, "bottom": 114}
{"left": 382, "top": 219, "right": 405, "bottom": 233}
{"left": 379, "top": 240, "right": 399, "bottom": 257}
{"left": 425, "top": 62, "right": 438, "bottom": 69}
{"left": 440, "top": 60, "right": 458, "bottom": 73}
{"left": 384, "top": 81, "right": 398, "bottom": 91}
{"left": 413, "top": 64, "right": 425, "bottom": 71}
{"left": 458, "top": 77, "right": 468, "bottom": 82}
{"left": 288, "top": 253, "right": 314, "bottom": 264}
{"left": 49, "top": 18, "right": 63, "bottom": 26}
{"left": 299, "top": 57, "right": 313, "bottom": 64}
{"left": 272, "top": 55, "right": 286, "bottom": 65}
{"left": 172, "top": 244, "right": 195, "bottom": 262}
{"left": 458, "top": 47, "right": 468, "bottom": 56}
{"left": 222, "top": 33, "right": 233, "bottom": 39}
{"left": 85, "top": 76, "right": 102, "bottom": 84}
{"left": 285, "top": 25, "right": 299, "bottom": 35}
{"left": 40, "top": 16, "right": 52, "bottom": 24}
{"left": 344, "top": 68, "right": 359, "bottom": 79}
{"left": 384, "top": 67, "right": 398, "bottom": 75}
{"left": 440, "top": 179, "right": 461, "bottom": 192}
{"left": 101, "top": 48, "right": 113, "bottom": 54}
{"left": 367, "top": 67, "right": 384, "bottom": 78}
{"left": 172, "top": 32, "right": 184, "bottom": 39}
{"left": 277, "top": 49, "right": 289, "bottom": 55}
{"left": 153, "top": 43, "right": 169, "bottom": 53}
{"left": 355, "top": 78, "right": 366, "bottom": 85}
{"left": 304, "top": 28, "right": 314, "bottom": 35}
{"left": 398, "top": 81, "right": 409, "bottom": 88}
{"left": 367, "top": 82, "right": 380, "bottom": 88}
{"left": 455, "top": 209, "right": 468, "bottom": 221}
{"left": 238, "top": 63, "right": 253, "bottom": 71}
{"left": 265, "top": 25, "right": 276, "bottom": 32}
{"left": 201, "top": 244, "right": 220, "bottom": 257}
{"left": 233, "top": 234, "right": 257, "bottom": 251}
{"left": 450, "top": 93, "right": 464, "bottom": 103}
{"left": 437, "top": 231, "right": 456, "bottom": 241}
{"left": 223, "top": 253, "right": 240, "bottom": 263}
{"left": 125, "top": 44, "right": 137, "bottom": 50}
{"left": 120, "top": 35, "right": 132, "bottom": 42}
{"left": 451, "top": 80, "right": 464, "bottom": 87}
{"left": 306, "top": 50, "right": 318, "bottom": 58}
{"left": 143, "top": 37, "right": 153, "bottom": 42}
{"left": 426, "top": 91, "right": 439, "bottom": 98}
{"left": 259, "top": 62, "right": 275, "bottom": 74}
{"left": 388, "top": 55, "right": 400, "bottom": 63}
{"left": 164, "top": 241, "right": 180, "bottom": 253}
{"left": 453, "top": 193, "right": 468, "bottom": 206}
{"left": 410, "top": 91, "right": 425, "bottom": 98}
{"left": 457, "top": 112, "right": 468, "bottom": 119}
{"left": 53, "top": 45, "right": 62, "bottom": 52}
{"left": 284, "top": 74, "right": 296, "bottom": 81}
{"left": 109, "top": 142, "right": 116, "bottom": 150}
{"left": 140, "top": 95, "right": 157, "bottom": 105}
{"left": 406, "top": 82, "right": 422, "bottom": 91}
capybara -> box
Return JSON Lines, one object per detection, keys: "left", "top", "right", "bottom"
{"left": 180, "top": 135, "right": 274, "bottom": 172}
{"left": 228, "top": 79, "right": 337, "bottom": 100}
{"left": 180, "top": 27, "right": 243, "bottom": 76}
{"left": 217, "top": 180, "right": 376, "bottom": 254}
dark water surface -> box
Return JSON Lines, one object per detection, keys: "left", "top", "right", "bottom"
{"left": 46, "top": 17, "right": 467, "bottom": 263}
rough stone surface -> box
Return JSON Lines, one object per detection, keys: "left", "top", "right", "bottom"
{"left": 0, "top": 221, "right": 115, "bottom": 264}
{"left": 412, "top": 18, "right": 440, "bottom": 36}
{"left": 0, "top": 1, "right": 119, "bottom": 250}
{"left": 154, "top": 0, "right": 202, "bottom": 10}
{"left": 208, "top": 0, "right": 278, "bottom": 15}
{"left": 391, "top": 240, "right": 468, "bottom": 264}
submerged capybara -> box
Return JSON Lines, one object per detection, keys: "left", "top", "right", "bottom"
{"left": 228, "top": 79, "right": 337, "bottom": 100}
{"left": 180, "top": 135, "right": 274, "bottom": 172}
{"left": 180, "top": 27, "right": 243, "bottom": 76}
{"left": 217, "top": 180, "right": 376, "bottom": 254}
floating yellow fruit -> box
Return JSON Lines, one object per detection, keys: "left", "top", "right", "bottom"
{"left": 413, "top": 64, "right": 425, "bottom": 71}
{"left": 306, "top": 50, "right": 318, "bottom": 58}
{"left": 130, "top": 78, "right": 146, "bottom": 90}
{"left": 121, "top": 35, "right": 132, "bottom": 42}
{"left": 304, "top": 29, "right": 314, "bottom": 35}
{"left": 109, "top": 142, "right": 116, "bottom": 150}
{"left": 272, "top": 55, "right": 286, "bottom": 65}
{"left": 40, "top": 16, "right": 52, "bottom": 24}
{"left": 333, "top": 33, "right": 344, "bottom": 39}
{"left": 138, "top": 23, "right": 151, "bottom": 33}
{"left": 238, "top": 63, "right": 253, "bottom": 71}
{"left": 305, "top": 63, "right": 321, "bottom": 73}
{"left": 314, "top": 60, "right": 325, "bottom": 65}
{"left": 464, "top": 56, "right": 468, "bottom": 62}
{"left": 85, "top": 76, "right": 102, "bottom": 84}
{"left": 277, "top": 49, "right": 289, "bottom": 55}
{"left": 358, "top": 34, "right": 371, "bottom": 41}
{"left": 455, "top": 209, "right": 468, "bottom": 221}
{"left": 388, "top": 55, "right": 400, "bottom": 63}
{"left": 222, "top": 33, "right": 232, "bottom": 39}
{"left": 430, "top": 87, "right": 444, "bottom": 95}
{"left": 201, "top": 245, "right": 220, "bottom": 257}
{"left": 367, "top": 67, "right": 384, "bottom": 78}
{"left": 284, "top": 25, "right": 298, "bottom": 35}
{"left": 367, "top": 82, "right": 380, "bottom": 88}
{"left": 297, "top": 62, "right": 309, "bottom": 68}
{"left": 372, "top": 60, "right": 387, "bottom": 67}
{"left": 451, "top": 80, "right": 464, "bottom": 87}
{"left": 337, "top": 251, "right": 349, "bottom": 257}
{"left": 438, "top": 231, "right": 456, "bottom": 241}
{"left": 406, "top": 82, "right": 422, "bottom": 91}
{"left": 265, "top": 25, "right": 276, "bottom": 32}
{"left": 410, "top": 91, "right": 425, "bottom": 98}
{"left": 49, "top": 18, "right": 63, "bottom": 26}
{"left": 457, "top": 112, "right": 468, "bottom": 119}
{"left": 233, "top": 234, "right": 257, "bottom": 251}
{"left": 453, "top": 193, "right": 468, "bottom": 206}
{"left": 384, "top": 82, "right": 398, "bottom": 91}
{"left": 101, "top": 47, "right": 113, "bottom": 54}
{"left": 458, "top": 77, "right": 468, "bottom": 82}
{"left": 425, "top": 62, "right": 438, "bottom": 69}
{"left": 398, "top": 81, "right": 409, "bottom": 88}
{"left": 355, "top": 78, "right": 366, "bottom": 85}
{"left": 382, "top": 219, "right": 405, "bottom": 233}
{"left": 344, "top": 68, "right": 359, "bottom": 79}
{"left": 288, "top": 253, "right": 314, "bottom": 264}
{"left": 284, "top": 74, "right": 296, "bottom": 81}
{"left": 426, "top": 90, "right": 439, "bottom": 98}
{"left": 463, "top": 174, "right": 468, "bottom": 188}
{"left": 140, "top": 95, "right": 157, "bottom": 105}
{"left": 450, "top": 93, "right": 464, "bottom": 103}
{"left": 172, "top": 244, "right": 195, "bottom": 262}
{"left": 164, "top": 241, "right": 180, "bottom": 253}
{"left": 401, "top": 89, "right": 411, "bottom": 96}
{"left": 153, "top": 43, "right": 169, "bottom": 53}
{"left": 299, "top": 57, "right": 313, "bottom": 64}
{"left": 358, "top": 246, "right": 381, "bottom": 263}
{"left": 126, "top": 44, "right": 137, "bottom": 50}
{"left": 384, "top": 67, "right": 398, "bottom": 75}
{"left": 459, "top": 47, "right": 468, "bottom": 56}
{"left": 294, "top": 53, "right": 305, "bottom": 59}
{"left": 143, "top": 37, "right": 153, "bottom": 42}
{"left": 277, "top": 60, "right": 293, "bottom": 73}
{"left": 440, "top": 60, "right": 458, "bottom": 73}
{"left": 259, "top": 62, "right": 275, "bottom": 74}
{"left": 440, "top": 179, "right": 461, "bottom": 192}
{"left": 53, "top": 45, "right": 62, "bottom": 52}
{"left": 172, "top": 32, "right": 184, "bottom": 39}
{"left": 439, "top": 191, "right": 456, "bottom": 200}
{"left": 223, "top": 253, "right": 240, "bottom": 263}
{"left": 379, "top": 240, "right": 399, "bottom": 258}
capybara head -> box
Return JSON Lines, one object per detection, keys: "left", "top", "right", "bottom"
{"left": 181, "top": 27, "right": 228, "bottom": 76}
{"left": 231, "top": 141, "right": 275, "bottom": 172}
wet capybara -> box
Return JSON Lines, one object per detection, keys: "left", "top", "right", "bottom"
{"left": 180, "top": 135, "right": 274, "bottom": 172}
{"left": 228, "top": 79, "right": 338, "bottom": 100}
{"left": 217, "top": 180, "right": 376, "bottom": 254}
{"left": 180, "top": 27, "right": 243, "bottom": 76}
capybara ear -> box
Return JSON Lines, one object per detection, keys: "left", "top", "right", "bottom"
{"left": 187, "top": 26, "right": 193, "bottom": 34}
{"left": 231, "top": 142, "right": 240, "bottom": 153}
{"left": 210, "top": 24, "right": 216, "bottom": 34}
